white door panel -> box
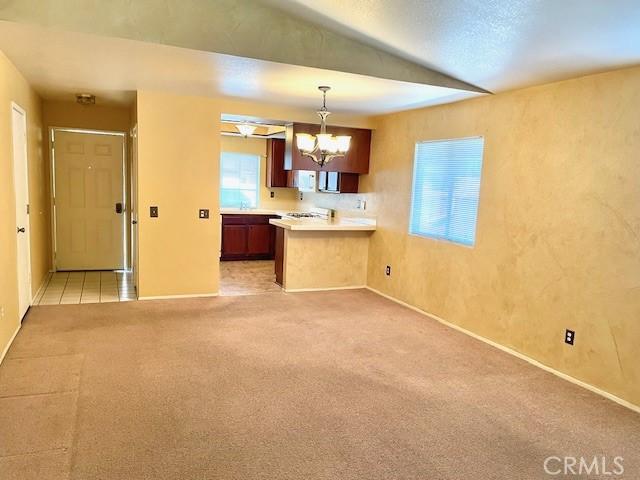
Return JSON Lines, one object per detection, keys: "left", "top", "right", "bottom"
{"left": 12, "top": 103, "right": 31, "bottom": 320}
{"left": 54, "top": 130, "right": 124, "bottom": 270}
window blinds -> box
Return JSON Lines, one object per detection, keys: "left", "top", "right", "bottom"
{"left": 409, "top": 137, "right": 484, "bottom": 246}
{"left": 220, "top": 152, "right": 260, "bottom": 208}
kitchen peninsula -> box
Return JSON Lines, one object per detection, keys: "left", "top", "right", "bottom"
{"left": 270, "top": 215, "right": 376, "bottom": 292}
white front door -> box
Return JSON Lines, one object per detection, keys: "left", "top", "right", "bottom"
{"left": 54, "top": 130, "right": 125, "bottom": 270}
{"left": 12, "top": 103, "right": 31, "bottom": 320}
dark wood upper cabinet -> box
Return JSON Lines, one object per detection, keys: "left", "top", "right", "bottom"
{"left": 266, "top": 138, "right": 293, "bottom": 188}
{"left": 284, "top": 123, "right": 371, "bottom": 173}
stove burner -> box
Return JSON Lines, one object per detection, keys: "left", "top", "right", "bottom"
{"left": 286, "top": 212, "right": 323, "bottom": 219}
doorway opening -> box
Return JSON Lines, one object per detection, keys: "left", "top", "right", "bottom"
{"left": 50, "top": 127, "right": 134, "bottom": 301}
{"left": 218, "top": 114, "right": 292, "bottom": 296}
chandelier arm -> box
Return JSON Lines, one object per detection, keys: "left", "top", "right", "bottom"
{"left": 301, "top": 151, "right": 320, "bottom": 163}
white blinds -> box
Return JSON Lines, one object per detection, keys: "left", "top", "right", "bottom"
{"left": 220, "top": 152, "right": 260, "bottom": 208}
{"left": 409, "top": 137, "right": 484, "bottom": 246}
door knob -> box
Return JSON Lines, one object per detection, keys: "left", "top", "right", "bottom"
{"left": 17, "top": 227, "right": 25, "bottom": 233}
{"left": 131, "top": 220, "right": 138, "bottom": 225}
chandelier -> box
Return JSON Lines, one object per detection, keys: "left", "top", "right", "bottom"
{"left": 296, "top": 86, "right": 351, "bottom": 167}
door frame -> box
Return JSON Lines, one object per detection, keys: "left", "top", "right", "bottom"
{"left": 11, "top": 102, "right": 32, "bottom": 315}
{"left": 49, "top": 127, "right": 128, "bottom": 271}
{"left": 130, "top": 124, "right": 138, "bottom": 291}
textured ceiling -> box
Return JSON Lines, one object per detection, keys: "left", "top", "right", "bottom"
{"left": 275, "top": 0, "right": 640, "bottom": 92}
{"left": 0, "top": 0, "right": 482, "bottom": 92}
{"left": 0, "top": 22, "right": 481, "bottom": 113}
{"left": 0, "top": 0, "right": 638, "bottom": 113}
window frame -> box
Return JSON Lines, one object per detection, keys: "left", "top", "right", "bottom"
{"left": 408, "top": 136, "right": 484, "bottom": 248}
{"left": 219, "top": 151, "right": 261, "bottom": 209}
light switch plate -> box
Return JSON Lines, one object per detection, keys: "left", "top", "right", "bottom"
{"left": 199, "top": 209, "right": 209, "bottom": 219}
{"left": 150, "top": 206, "right": 159, "bottom": 218}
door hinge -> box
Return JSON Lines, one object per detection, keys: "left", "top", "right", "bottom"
{"left": 26, "top": 204, "right": 30, "bottom": 215}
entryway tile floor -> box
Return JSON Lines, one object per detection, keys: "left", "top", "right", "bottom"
{"left": 34, "top": 271, "right": 136, "bottom": 305}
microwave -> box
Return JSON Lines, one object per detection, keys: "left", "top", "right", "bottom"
{"left": 295, "top": 170, "right": 317, "bottom": 192}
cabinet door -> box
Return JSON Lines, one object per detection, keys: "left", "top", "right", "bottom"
{"left": 222, "top": 225, "right": 248, "bottom": 256}
{"left": 274, "top": 226, "right": 284, "bottom": 286}
{"left": 247, "top": 224, "right": 272, "bottom": 255}
{"left": 266, "top": 138, "right": 288, "bottom": 188}
{"left": 338, "top": 173, "right": 359, "bottom": 193}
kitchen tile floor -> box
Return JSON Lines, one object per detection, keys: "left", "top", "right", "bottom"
{"left": 219, "top": 260, "right": 282, "bottom": 296}
{"left": 34, "top": 271, "right": 136, "bottom": 305}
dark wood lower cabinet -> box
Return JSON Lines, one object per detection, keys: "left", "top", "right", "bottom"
{"left": 221, "top": 225, "right": 247, "bottom": 256}
{"left": 221, "top": 214, "right": 279, "bottom": 260}
{"left": 247, "top": 224, "right": 272, "bottom": 255}
{"left": 274, "top": 226, "right": 284, "bottom": 286}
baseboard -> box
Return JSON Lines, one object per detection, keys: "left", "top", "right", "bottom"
{"left": 32, "top": 272, "right": 52, "bottom": 304}
{"left": 138, "top": 292, "right": 219, "bottom": 300}
{"left": 284, "top": 285, "right": 367, "bottom": 293}
{"left": 0, "top": 273, "right": 52, "bottom": 366}
{"left": 0, "top": 324, "right": 21, "bottom": 366}
{"left": 366, "top": 286, "right": 640, "bottom": 414}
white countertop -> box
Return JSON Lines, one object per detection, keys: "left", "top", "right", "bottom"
{"left": 269, "top": 217, "right": 376, "bottom": 231}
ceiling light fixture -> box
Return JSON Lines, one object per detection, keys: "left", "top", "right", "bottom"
{"left": 236, "top": 122, "right": 257, "bottom": 137}
{"left": 296, "top": 86, "right": 350, "bottom": 167}
{"left": 76, "top": 93, "right": 96, "bottom": 106}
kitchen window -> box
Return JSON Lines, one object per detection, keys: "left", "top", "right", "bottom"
{"left": 409, "top": 136, "right": 484, "bottom": 246}
{"left": 220, "top": 152, "right": 260, "bottom": 209}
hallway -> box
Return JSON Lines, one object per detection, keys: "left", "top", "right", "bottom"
{"left": 34, "top": 271, "right": 136, "bottom": 305}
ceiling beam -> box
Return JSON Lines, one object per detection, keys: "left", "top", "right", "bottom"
{"left": 0, "top": 0, "right": 487, "bottom": 93}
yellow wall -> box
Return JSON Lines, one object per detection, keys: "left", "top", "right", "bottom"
{"left": 136, "top": 91, "right": 221, "bottom": 298}
{"left": 364, "top": 66, "right": 640, "bottom": 406}
{"left": 0, "top": 51, "right": 46, "bottom": 358}
{"left": 42, "top": 100, "right": 131, "bottom": 133}
{"left": 219, "top": 135, "right": 298, "bottom": 210}
{"left": 135, "top": 91, "right": 373, "bottom": 298}
{"left": 283, "top": 230, "right": 370, "bottom": 291}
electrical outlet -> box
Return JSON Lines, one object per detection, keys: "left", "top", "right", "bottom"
{"left": 565, "top": 329, "right": 575, "bottom": 345}
{"left": 386, "top": 265, "right": 391, "bottom": 276}
{"left": 299, "top": 192, "right": 304, "bottom": 201}
{"left": 0, "top": 306, "right": 4, "bottom": 320}
{"left": 150, "top": 206, "right": 159, "bottom": 218}
{"left": 199, "top": 209, "right": 209, "bottom": 219}
{"left": 270, "top": 191, "right": 275, "bottom": 198}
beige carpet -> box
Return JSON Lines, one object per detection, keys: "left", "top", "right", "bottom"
{"left": 0, "top": 289, "right": 638, "bottom": 479}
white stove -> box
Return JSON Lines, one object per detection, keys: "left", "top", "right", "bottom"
{"left": 283, "top": 207, "right": 331, "bottom": 220}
